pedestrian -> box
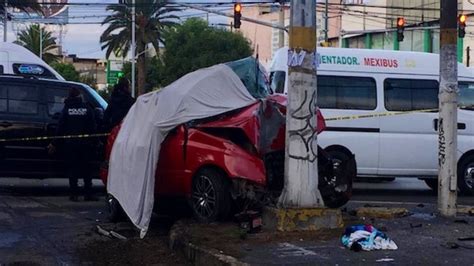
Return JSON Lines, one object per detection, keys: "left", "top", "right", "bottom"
{"left": 103, "top": 77, "right": 135, "bottom": 131}
{"left": 48, "top": 87, "right": 97, "bottom": 202}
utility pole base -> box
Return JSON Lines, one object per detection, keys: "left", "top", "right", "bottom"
{"left": 262, "top": 207, "right": 343, "bottom": 232}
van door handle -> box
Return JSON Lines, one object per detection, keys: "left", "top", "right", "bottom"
{"left": 434, "top": 119, "right": 466, "bottom": 131}
{"left": 0, "top": 121, "right": 12, "bottom": 128}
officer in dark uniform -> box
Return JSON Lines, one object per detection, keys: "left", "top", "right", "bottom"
{"left": 103, "top": 77, "right": 134, "bottom": 131}
{"left": 51, "top": 87, "right": 97, "bottom": 201}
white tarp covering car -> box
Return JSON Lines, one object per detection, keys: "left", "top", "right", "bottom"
{"left": 107, "top": 59, "right": 266, "bottom": 237}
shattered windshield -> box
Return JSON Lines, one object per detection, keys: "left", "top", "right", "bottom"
{"left": 226, "top": 57, "right": 270, "bottom": 99}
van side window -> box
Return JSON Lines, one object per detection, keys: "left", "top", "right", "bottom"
{"left": 384, "top": 79, "right": 438, "bottom": 111}
{"left": 318, "top": 76, "right": 377, "bottom": 110}
{"left": 0, "top": 86, "right": 6, "bottom": 112}
{"left": 4, "top": 84, "right": 39, "bottom": 114}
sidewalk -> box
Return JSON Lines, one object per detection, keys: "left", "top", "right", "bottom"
{"left": 170, "top": 202, "right": 474, "bottom": 265}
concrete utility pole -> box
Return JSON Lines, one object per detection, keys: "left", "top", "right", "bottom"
{"left": 278, "top": 1, "right": 285, "bottom": 48}
{"left": 3, "top": 0, "right": 7, "bottom": 42}
{"left": 278, "top": 0, "right": 324, "bottom": 208}
{"left": 131, "top": 0, "right": 136, "bottom": 98}
{"left": 438, "top": 0, "right": 458, "bottom": 217}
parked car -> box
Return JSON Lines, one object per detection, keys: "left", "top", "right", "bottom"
{"left": 101, "top": 94, "right": 355, "bottom": 222}
{"left": 0, "top": 75, "right": 107, "bottom": 178}
{"left": 271, "top": 46, "right": 474, "bottom": 195}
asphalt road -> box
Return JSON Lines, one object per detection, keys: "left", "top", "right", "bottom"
{"left": 352, "top": 177, "right": 474, "bottom": 206}
{"left": 0, "top": 177, "right": 472, "bottom": 265}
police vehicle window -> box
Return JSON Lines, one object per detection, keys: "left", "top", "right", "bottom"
{"left": 5, "top": 84, "right": 39, "bottom": 114}
{"left": 46, "top": 87, "right": 69, "bottom": 116}
{"left": 384, "top": 79, "right": 438, "bottom": 111}
{"left": 270, "top": 71, "right": 286, "bottom": 94}
{"left": 318, "top": 76, "right": 377, "bottom": 110}
{"left": 12, "top": 63, "right": 55, "bottom": 79}
{"left": 459, "top": 82, "right": 474, "bottom": 110}
{"left": 0, "top": 86, "right": 6, "bottom": 112}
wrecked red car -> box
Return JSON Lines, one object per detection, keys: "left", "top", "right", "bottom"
{"left": 101, "top": 93, "right": 355, "bottom": 222}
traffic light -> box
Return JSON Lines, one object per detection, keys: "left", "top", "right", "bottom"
{"left": 396, "top": 17, "right": 405, "bottom": 42}
{"left": 459, "top": 14, "right": 467, "bottom": 38}
{"left": 234, "top": 3, "right": 242, "bottom": 29}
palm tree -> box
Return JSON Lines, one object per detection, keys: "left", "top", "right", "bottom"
{"left": 0, "top": 0, "right": 41, "bottom": 18}
{"left": 14, "top": 24, "right": 60, "bottom": 64}
{"left": 100, "top": 0, "right": 180, "bottom": 95}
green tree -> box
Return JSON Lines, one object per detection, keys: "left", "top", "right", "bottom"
{"left": 50, "top": 62, "right": 80, "bottom": 82}
{"left": 14, "top": 24, "right": 60, "bottom": 64}
{"left": 0, "top": 0, "right": 41, "bottom": 18}
{"left": 100, "top": 0, "right": 179, "bottom": 95}
{"left": 161, "top": 18, "right": 253, "bottom": 86}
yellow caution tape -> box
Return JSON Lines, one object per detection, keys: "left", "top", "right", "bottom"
{"left": 324, "top": 108, "right": 439, "bottom": 122}
{"left": 0, "top": 106, "right": 467, "bottom": 143}
{"left": 0, "top": 133, "right": 110, "bottom": 143}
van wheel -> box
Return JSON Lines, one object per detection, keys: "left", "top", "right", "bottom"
{"left": 320, "top": 150, "right": 355, "bottom": 208}
{"left": 107, "top": 194, "right": 126, "bottom": 222}
{"left": 191, "top": 168, "right": 231, "bottom": 223}
{"left": 458, "top": 155, "right": 474, "bottom": 195}
{"left": 424, "top": 179, "right": 438, "bottom": 191}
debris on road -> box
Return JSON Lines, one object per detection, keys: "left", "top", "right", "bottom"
{"left": 409, "top": 223, "right": 422, "bottom": 229}
{"left": 110, "top": 231, "right": 127, "bottom": 240}
{"left": 341, "top": 225, "right": 398, "bottom": 251}
{"left": 97, "top": 225, "right": 111, "bottom": 237}
{"left": 376, "top": 258, "right": 395, "bottom": 262}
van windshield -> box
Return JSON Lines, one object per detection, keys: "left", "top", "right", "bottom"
{"left": 459, "top": 82, "right": 474, "bottom": 110}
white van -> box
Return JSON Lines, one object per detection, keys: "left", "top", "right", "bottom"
{"left": 0, "top": 42, "right": 64, "bottom": 80}
{"left": 270, "top": 47, "right": 474, "bottom": 194}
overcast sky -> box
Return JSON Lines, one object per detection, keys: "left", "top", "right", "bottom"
{"left": 7, "top": 0, "right": 276, "bottom": 59}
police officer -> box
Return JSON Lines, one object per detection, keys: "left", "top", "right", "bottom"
{"left": 103, "top": 77, "right": 134, "bottom": 131}
{"left": 50, "top": 87, "right": 97, "bottom": 201}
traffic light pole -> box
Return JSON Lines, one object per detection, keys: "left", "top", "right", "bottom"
{"left": 438, "top": 0, "right": 458, "bottom": 217}
{"left": 179, "top": 3, "right": 287, "bottom": 31}
{"left": 278, "top": 0, "right": 324, "bottom": 208}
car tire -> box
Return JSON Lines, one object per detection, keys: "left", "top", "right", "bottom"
{"left": 424, "top": 179, "right": 438, "bottom": 192}
{"left": 191, "top": 168, "right": 231, "bottom": 223}
{"left": 458, "top": 155, "right": 474, "bottom": 195}
{"left": 107, "top": 194, "right": 126, "bottom": 222}
{"left": 321, "top": 149, "right": 354, "bottom": 208}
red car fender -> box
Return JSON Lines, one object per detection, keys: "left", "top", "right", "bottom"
{"left": 158, "top": 128, "right": 267, "bottom": 196}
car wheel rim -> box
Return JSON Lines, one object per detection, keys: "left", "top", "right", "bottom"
{"left": 192, "top": 175, "right": 217, "bottom": 219}
{"left": 465, "top": 163, "right": 474, "bottom": 189}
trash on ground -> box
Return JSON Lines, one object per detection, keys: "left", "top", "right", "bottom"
{"left": 376, "top": 258, "right": 395, "bottom": 262}
{"left": 96, "top": 225, "right": 111, "bottom": 237}
{"left": 341, "top": 225, "right": 398, "bottom": 251}
{"left": 110, "top": 231, "right": 127, "bottom": 240}
{"left": 235, "top": 211, "right": 262, "bottom": 234}
{"left": 410, "top": 212, "right": 436, "bottom": 220}
{"left": 410, "top": 223, "right": 422, "bottom": 228}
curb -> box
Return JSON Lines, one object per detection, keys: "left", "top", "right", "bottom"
{"left": 169, "top": 220, "right": 248, "bottom": 266}
{"left": 356, "top": 207, "right": 409, "bottom": 219}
